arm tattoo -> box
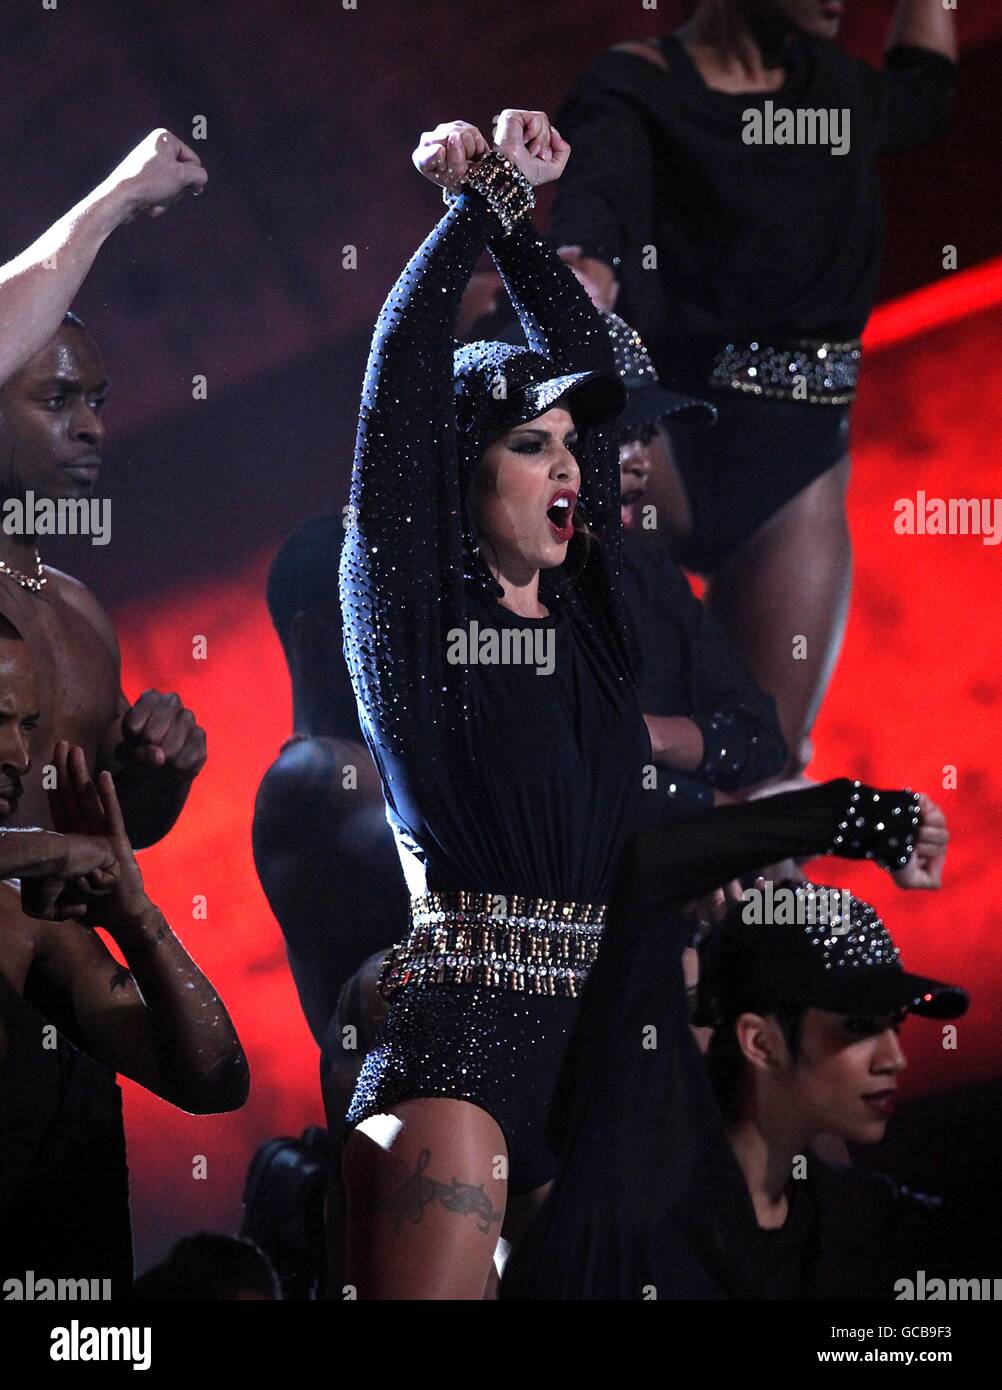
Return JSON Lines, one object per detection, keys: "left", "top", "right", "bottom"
{"left": 109, "top": 965, "right": 133, "bottom": 993}
{"left": 376, "top": 1148, "right": 503, "bottom": 1235}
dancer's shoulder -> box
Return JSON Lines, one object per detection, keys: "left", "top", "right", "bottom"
{"left": 609, "top": 38, "right": 670, "bottom": 72}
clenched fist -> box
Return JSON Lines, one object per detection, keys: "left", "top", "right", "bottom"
{"left": 116, "top": 690, "right": 206, "bottom": 780}
{"left": 103, "top": 128, "right": 207, "bottom": 222}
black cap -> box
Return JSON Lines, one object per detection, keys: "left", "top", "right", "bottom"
{"left": 694, "top": 880, "right": 969, "bottom": 1028}
{"left": 601, "top": 312, "right": 716, "bottom": 431}
{"left": 453, "top": 339, "right": 626, "bottom": 469}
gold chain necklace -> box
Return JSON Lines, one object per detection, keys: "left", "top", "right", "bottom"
{"left": 0, "top": 549, "right": 46, "bottom": 592}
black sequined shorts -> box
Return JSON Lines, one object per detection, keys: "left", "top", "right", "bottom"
{"left": 345, "top": 984, "right": 579, "bottom": 1195}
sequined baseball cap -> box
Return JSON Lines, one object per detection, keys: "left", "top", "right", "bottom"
{"left": 601, "top": 312, "right": 717, "bottom": 431}
{"left": 453, "top": 338, "right": 627, "bottom": 457}
{"left": 693, "top": 879, "right": 968, "bottom": 1027}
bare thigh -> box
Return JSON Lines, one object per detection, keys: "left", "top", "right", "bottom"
{"left": 342, "top": 1096, "right": 509, "bottom": 1300}
{"left": 707, "top": 455, "right": 852, "bottom": 776}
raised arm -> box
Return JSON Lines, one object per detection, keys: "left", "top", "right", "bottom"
{"left": 340, "top": 124, "right": 512, "bottom": 749}
{"left": 861, "top": 1, "right": 957, "bottom": 155}
{"left": 0, "top": 130, "right": 205, "bottom": 386}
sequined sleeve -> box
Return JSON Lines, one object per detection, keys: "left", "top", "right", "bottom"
{"left": 621, "top": 778, "right": 920, "bottom": 915}
{"left": 340, "top": 194, "right": 499, "bottom": 753}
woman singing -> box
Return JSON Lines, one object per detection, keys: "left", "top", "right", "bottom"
{"left": 338, "top": 109, "right": 947, "bottom": 1299}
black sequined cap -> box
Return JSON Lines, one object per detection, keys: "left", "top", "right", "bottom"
{"left": 600, "top": 312, "right": 717, "bottom": 432}
{"left": 453, "top": 339, "right": 625, "bottom": 471}
{"left": 695, "top": 878, "right": 969, "bottom": 1026}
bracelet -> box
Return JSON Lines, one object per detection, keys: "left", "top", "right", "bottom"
{"left": 827, "top": 781, "right": 920, "bottom": 871}
{"left": 441, "top": 150, "right": 535, "bottom": 236}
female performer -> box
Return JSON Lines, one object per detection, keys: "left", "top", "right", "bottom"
{"left": 338, "top": 109, "right": 947, "bottom": 1299}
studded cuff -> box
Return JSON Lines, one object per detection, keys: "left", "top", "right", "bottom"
{"left": 827, "top": 782, "right": 921, "bottom": 871}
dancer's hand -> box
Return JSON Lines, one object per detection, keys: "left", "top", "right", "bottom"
{"left": 104, "top": 129, "right": 207, "bottom": 222}
{"left": 116, "top": 690, "right": 207, "bottom": 779}
{"left": 493, "top": 109, "right": 570, "bottom": 188}
{"left": 47, "top": 743, "right": 149, "bottom": 928}
{"left": 413, "top": 121, "right": 491, "bottom": 193}
{"left": 683, "top": 877, "right": 746, "bottom": 943}
{"left": 892, "top": 794, "right": 948, "bottom": 890}
{"left": 19, "top": 830, "right": 120, "bottom": 922}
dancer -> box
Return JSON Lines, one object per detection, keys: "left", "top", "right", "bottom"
{"left": 502, "top": 879, "right": 967, "bottom": 1299}
{"left": 254, "top": 516, "right": 407, "bottom": 1046}
{"left": 0, "top": 631, "right": 246, "bottom": 1291}
{"left": 0, "top": 130, "right": 208, "bottom": 843}
{"left": 552, "top": 0, "right": 957, "bottom": 772}
{"left": 337, "top": 109, "right": 946, "bottom": 1300}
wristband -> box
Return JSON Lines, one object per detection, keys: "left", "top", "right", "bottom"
{"left": 441, "top": 150, "right": 535, "bottom": 236}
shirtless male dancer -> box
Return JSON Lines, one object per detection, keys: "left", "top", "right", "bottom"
{"left": 0, "top": 129, "right": 208, "bottom": 845}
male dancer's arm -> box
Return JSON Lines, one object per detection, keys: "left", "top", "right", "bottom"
{"left": 60, "top": 579, "right": 205, "bottom": 849}
{"left": 0, "top": 129, "right": 205, "bottom": 386}
{"left": 25, "top": 744, "right": 247, "bottom": 1114}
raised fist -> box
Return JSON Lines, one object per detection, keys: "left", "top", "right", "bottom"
{"left": 104, "top": 128, "right": 207, "bottom": 221}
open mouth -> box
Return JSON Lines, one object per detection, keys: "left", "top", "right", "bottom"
{"left": 546, "top": 491, "right": 576, "bottom": 541}
{"left": 620, "top": 488, "right": 644, "bottom": 507}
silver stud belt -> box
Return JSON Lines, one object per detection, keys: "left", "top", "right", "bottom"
{"left": 379, "top": 890, "right": 607, "bottom": 1000}
{"left": 710, "top": 337, "right": 862, "bottom": 405}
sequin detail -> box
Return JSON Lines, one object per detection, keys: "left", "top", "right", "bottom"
{"left": 710, "top": 338, "right": 861, "bottom": 405}
{"left": 827, "top": 781, "right": 921, "bottom": 870}
{"left": 346, "top": 985, "right": 581, "bottom": 1192}
{"left": 789, "top": 882, "right": 901, "bottom": 971}
{"left": 379, "top": 890, "right": 606, "bottom": 1000}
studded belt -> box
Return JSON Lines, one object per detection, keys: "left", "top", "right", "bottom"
{"left": 709, "top": 337, "right": 861, "bottom": 405}
{"left": 378, "top": 890, "right": 607, "bottom": 1001}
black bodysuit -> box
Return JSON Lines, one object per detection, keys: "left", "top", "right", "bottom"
{"left": 339, "top": 188, "right": 917, "bottom": 1193}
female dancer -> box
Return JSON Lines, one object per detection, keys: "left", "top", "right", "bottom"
{"left": 552, "top": 0, "right": 957, "bottom": 773}
{"left": 338, "top": 109, "right": 947, "bottom": 1299}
